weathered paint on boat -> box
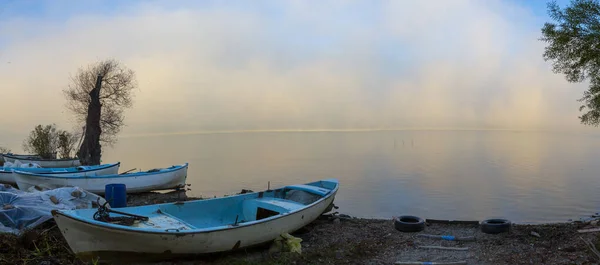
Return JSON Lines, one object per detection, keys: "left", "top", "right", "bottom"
{"left": 1, "top": 153, "right": 42, "bottom": 163}
{"left": 52, "top": 179, "right": 338, "bottom": 260}
{"left": 2, "top": 153, "right": 81, "bottom": 168}
{"left": 2, "top": 154, "right": 41, "bottom": 159}
{"left": 0, "top": 163, "right": 121, "bottom": 185}
{"left": 14, "top": 163, "right": 188, "bottom": 194}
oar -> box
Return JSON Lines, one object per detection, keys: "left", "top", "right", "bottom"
{"left": 107, "top": 208, "right": 149, "bottom": 221}
{"left": 119, "top": 168, "right": 136, "bottom": 175}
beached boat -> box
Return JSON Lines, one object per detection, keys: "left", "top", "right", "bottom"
{"left": 0, "top": 153, "right": 41, "bottom": 161}
{"left": 2, "top": 153, "right": 81, "bottom": 168}
{"left": 51, "top": 179, "right": 338, "bottom": 260}
{"left": 13, "top": 163, "right": 188, "bottom": 194}
{"left": 0, "top": 162, "right": 121, "bottom": 185}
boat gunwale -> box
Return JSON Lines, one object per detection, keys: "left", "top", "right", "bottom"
{"left": 14, "top": 163, "right": 188, "bottom": 179}
{"left": 2, "top": 153, "right": 81, "bottom": 162}
{"left": 52, "top": 179, "right": 339, "bottom": 235}
{"left": 0, "top": 162, "right": 121, "bottom": 175}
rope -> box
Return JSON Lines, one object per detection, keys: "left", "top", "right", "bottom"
{"left": 93, "top": 199, "right": 147, "bottom": 226}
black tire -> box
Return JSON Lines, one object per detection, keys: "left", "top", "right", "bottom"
{"left": 480, "top": 219, "right": 511, "bottom": 234}
{"left": 394, "top": 215, "right": 425, "bottom": 232}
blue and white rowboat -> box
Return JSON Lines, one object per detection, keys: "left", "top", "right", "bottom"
{"left": 51, "top": 179, "right": 338, "bottom": 260}
{"left": 0, "top": 163, "right": 121, "bottom": 185}
{"left": 2, "top": 153, "right": 81, "bottom": 168}
{"left": 13, "top": 163, "right": 188, "bottom": 194}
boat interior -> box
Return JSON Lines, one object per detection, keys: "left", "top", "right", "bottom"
{"left": 0, "top": 163, "right": 116, "bottom": 174}
{"left": 69, "top": 179, "right": 338, "bottom": 232}
{"left": 119, "top": 164, "right": 187, "bottom": 177}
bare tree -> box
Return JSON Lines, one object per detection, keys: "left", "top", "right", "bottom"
{"left": 64, "top": 59, "right": 137, "bottom": 146}
{"left": 78, "top": 75, "right": 103, "bottom": 165}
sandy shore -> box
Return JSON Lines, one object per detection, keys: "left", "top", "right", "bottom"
{"left": 1, "top": 191, "right": 597, "bottom": 265}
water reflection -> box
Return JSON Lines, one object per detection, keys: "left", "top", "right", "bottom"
{"left": 103, "top": 130, "right": 600, "bottom": 223}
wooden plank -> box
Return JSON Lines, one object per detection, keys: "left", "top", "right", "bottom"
{"left": 418, "top": 246, "right": 469, "bottom": 251}
{"left": 425, "top": 219, "right": 480, "bottom": 225}
{"left": 395, "top": 261, "right": 467, "bottom": 265}
{"left": 417, "top": 234, "right": 476, "bottom": 241}
{"left": 577, "top": 228, "right": 600, "bottom": 233}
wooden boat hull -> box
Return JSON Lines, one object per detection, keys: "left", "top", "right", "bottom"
{"left": 0, "top": 163, "right": 121, "bottom": 185}
{"left": 52, "top": 179, "right": 338, "bottom": 259}
{"left": 2, "top": 154, "right": 81, "bottom": 168}
{"left": 13, "top": 163, "right": 187, "bottom": 194}
{"left": 1, "top": 153, "right": 40, "bottom": 164}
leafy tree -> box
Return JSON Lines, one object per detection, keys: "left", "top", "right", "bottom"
{"left": 0, "top": 147, "right": 10, "bottom": 154}
{"left": 63, "top": 59, "right": 137, "bottom": 146}
{"left": 23, "top": 124, "right": 58, "bottom": 159}
{"left": 22, "top": 124, "right": 78, "bottom": 159}
{"left": 57, "top": 130, "right": 79, "bottom": 159}
{"left": 541, "top": 0, "right": 600, "bottom": 125}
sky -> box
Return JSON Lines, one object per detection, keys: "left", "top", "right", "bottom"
{"left": 0, "top": 0, "right": 594, "bottom": 147}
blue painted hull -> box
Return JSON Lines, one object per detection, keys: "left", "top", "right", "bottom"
{"left": 0, "top": 163, "right": 121, "bottom": 184}
{"left": 14, "top": 163, "right": 188, "bottom": 193}
{"left": 52, "top": 179, "right": 339, "bottom": 258}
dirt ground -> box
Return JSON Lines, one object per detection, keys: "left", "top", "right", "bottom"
{"left": 165, "top": 217, "right": 598, "bottom": 265}
{"left": 1, "top": 191, "right": 599, "bottom": 265}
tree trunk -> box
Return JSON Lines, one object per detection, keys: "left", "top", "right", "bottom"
{"left": 77, "top": 74, "right": 103, "bottom": 165}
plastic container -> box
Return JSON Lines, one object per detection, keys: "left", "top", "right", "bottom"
{"left": 105, "top": 183, "right": 127, "bottom": 208}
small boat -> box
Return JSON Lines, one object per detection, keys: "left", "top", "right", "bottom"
{"left": 2, "top": 153, "right": 81, "bottom": 168}
{"left": 14, "top": 163, "right": 188, "bottom": 194}
{"left": 2, "top": 153, "right": 42, "bottom": 159}
{"left": 51, "top": 179, "right": 338, "bottom": 260}
{"left": 0, "top": 162, "right": 121, "bottom": 185}
{"left": 0, "top": 153, "right": 41, "bottom": 162}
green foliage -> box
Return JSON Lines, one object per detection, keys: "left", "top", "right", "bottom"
{"left": 22, "top": 124, "right": 78, "bottom": 159}
{"left": 0, "top": 146, "right": 10, "bottom": 153}
{"left": 23, "top": 125, "right": 58, "bottom": 159}
{"left": 541, "top": 0, "right": 600, "bottom": 125}
{"left": 57, "top": 131, "right": 78, "bottom": 159}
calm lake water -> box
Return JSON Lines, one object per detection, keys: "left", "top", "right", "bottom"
{"left": 102, "top": 130, "right": 600, "bottom": 224}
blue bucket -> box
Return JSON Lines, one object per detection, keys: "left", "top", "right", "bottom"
{"left": 105, "top": 183, "right": 127, "bottom": 208}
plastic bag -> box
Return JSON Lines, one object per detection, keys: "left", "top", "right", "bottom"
{"left": 0, "top": 185, "right": 106, "bottom": 234}
{"left": 3, "top": 160, "right": 41, "bottom": 168}
{"left": 269, "top": 232, "right": 303, "bottom": 254}
{"left": 19, "top": 163, "right": 41, "bottom": 168}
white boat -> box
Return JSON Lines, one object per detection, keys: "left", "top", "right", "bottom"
{"left": 14, "top": 163, "right": 188, "bottom": 194}
{"left": 2, "top": 153, "right": 81, "bottom": 168}
{"left": 0, "top": 153, "right": 40, "bottom": 163}
{"left": 2, "top": 153, "right": 42, "bottom": 159}
{"left": 51, "top": 179, "right": 338, "bottom": 261}
{"left": 0, "top": 162, "right": 121, "bottom": 185}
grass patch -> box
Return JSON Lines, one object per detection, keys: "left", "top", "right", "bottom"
{"left": 0, "top": 222, "right": 84, "bottom": 265}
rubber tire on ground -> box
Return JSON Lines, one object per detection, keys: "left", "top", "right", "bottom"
{"left": 394, "top": 215, "right": 425, "bottom": 232}
{"left": 480, "top": 219, "right": 511, "bottom": 234}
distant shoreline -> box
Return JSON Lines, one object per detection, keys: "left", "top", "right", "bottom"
{"left": 119, "top": 128, "right": 599, "bottom": 138}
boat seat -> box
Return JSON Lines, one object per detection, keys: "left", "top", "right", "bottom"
{"left": 247, "top": 197, "right": 304, "bottom": 213}
{"left": 154, "top": 209, "right": 198, "bottom": 230}
{"left": 284, "top": 184, "right": 330, "bottom": 196}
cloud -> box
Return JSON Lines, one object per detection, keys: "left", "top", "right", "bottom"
{"left": 0, "top": 0, "right": 593, "bottom": 147}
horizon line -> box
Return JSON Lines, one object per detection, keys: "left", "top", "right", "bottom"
{"left": 118, "top": 127, "right": 575, "bottom": 138}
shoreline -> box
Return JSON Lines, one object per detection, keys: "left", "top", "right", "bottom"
{"left": 1, "top": 191, "right": 597, "bottom": 265}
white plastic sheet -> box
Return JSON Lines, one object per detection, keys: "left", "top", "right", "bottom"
{"left": 3, "top": 160, "right": 41, "bottom": 168}
{"left": 0, "top": 185, "right": 106, "bottom": 234}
